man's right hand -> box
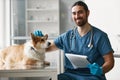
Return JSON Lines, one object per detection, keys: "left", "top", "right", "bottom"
{"left": 33, "top": 30, "right": 44, "bottom": 37}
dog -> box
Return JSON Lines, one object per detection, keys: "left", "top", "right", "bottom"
{"left": 0, "top": 33, "right": 51, "bottom": 69}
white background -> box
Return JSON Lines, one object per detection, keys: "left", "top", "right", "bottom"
{"left": 85, "top": 0, "right": 120, "bottom": 79}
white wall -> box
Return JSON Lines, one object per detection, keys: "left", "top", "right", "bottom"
{"left": 85, "top": 0, "right": 120, "bottom": 52}
{"left": 0, "top": 0, "right": 5, "bottom": 49}
{"left": 85, "top": 0, "right": 120, "bottom": 34}
{"left": 0, "top": 0, "right": 11, "bottom": 49}
{"left": 85, "top": 0, "right": 120, "bottom": 80}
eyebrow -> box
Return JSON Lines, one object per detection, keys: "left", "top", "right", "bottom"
{"left": 72, "top": 10, "right": 83, "bottom": 14}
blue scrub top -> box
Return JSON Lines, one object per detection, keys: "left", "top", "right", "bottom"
{"left": 54, "top": 26, "right": 114, "bottom": 80}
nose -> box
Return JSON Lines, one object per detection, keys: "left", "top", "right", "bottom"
{"left": 76, "top": 13, "right": 81, "bottom": 19}
{"left": 48, "top": 42, "right": 51, "bottom": 46}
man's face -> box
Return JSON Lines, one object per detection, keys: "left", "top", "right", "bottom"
{"left": 72, "top": 5, "right": 89, "bottom": 27}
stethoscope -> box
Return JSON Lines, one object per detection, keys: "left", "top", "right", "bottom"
{"left": 70, "top": 26, "right": 93, "bottom": 51}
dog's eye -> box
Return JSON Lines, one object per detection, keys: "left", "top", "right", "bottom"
{"left": 41, "top": 39, "right": 44, "bottom": 42}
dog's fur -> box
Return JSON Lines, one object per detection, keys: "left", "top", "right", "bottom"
{"left": 0, "top": 33, "right": 50, "bottom": 69}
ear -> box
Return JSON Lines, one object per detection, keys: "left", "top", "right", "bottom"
{"left": 44, "top": 34, "right": 48, "bottom": 40}
{"left": 87, "top": 10, "right": 90, "bottom": 17}
{"left": 31, "top": 33, "right": 35, "bottom": 40}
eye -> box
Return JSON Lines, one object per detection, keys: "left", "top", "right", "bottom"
{"left": 72, "top": 12, "right": 76, "bottom": 15}
{"left": 77, "top": 11, "right": 83, "bottom": 14}
{"left": 41, "top": 39, "right": 44, "bottom": 42}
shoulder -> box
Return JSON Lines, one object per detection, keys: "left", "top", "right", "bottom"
{"left": 58, "top": 29, "right": 73, "bottom": 39}
{"left": 92, "top": 26, "right": 107, "bottom": 37}
{"left": 53, "top": 29, "right": 73, "bottom": 49}
{"left": 54, "top": 29, "right": 73, "bottom": 44}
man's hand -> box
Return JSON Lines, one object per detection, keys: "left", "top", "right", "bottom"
{"left": 33, "top": 30, "right": 44, "bottom": 37}
{"left": 88, "top": 63, "right": 103, "bottom": 76}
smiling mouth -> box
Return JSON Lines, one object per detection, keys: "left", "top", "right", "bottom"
{"left": 76, "top": 19, "right": 81, "bottom": 21}
{"left": 76, "top": 19, "right": 82, "bottom": 23}
{"left": 76, "top": 18, "right": 83, "bottom": 20}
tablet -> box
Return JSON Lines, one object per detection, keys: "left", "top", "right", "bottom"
{"left": 65, "top": 54, "right": 90, "bottom": 69}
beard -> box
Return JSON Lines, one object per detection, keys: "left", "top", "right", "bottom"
{"left": 75, "top": 17, "right": 87, "bottom": 27}
{"left": 74, "top": 13, "right": 88, "bottom": 27}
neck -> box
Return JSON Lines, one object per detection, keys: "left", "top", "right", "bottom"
{"left": 77, "top": 23, "right": 91, "bottom": 37}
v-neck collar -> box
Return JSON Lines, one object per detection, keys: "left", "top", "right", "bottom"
{"left": 75, "top": 26, "right": 92, "bottom": 40}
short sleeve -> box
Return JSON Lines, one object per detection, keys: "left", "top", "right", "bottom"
{"left": 97, "top": 33, "right": 114, "bottom": 55}
{"left": 54, "top": 33, "right": 65, "bottom": 50}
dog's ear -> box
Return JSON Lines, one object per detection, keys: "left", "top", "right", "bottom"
{"left": 44, "top": 34, "right": 48, "bottom": 40}
{"left": 31, "top": 33, "right": 35, "bottom": 40}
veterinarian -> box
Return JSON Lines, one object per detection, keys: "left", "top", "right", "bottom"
{"left": 34, "top": 1, "right": 114, "bottom": 80}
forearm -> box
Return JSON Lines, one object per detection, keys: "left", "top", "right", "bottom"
{"left": 46, "top": 46, "right": 58, "bottom": 52}
{"left": 102, "top": 61, "right": 114, "bottom": 73}
{"left": 46, "top": 41, "right": 59, "bottom": 52}
{"left": 88, "top": 52, "right": 114, "bottom": 76}
{"left": 102, "top": 52, "right": 114, "bottom": 73}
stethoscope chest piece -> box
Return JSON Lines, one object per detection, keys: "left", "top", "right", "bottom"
{"left": 88, "top": 43, "right": 93, "bottom": 49}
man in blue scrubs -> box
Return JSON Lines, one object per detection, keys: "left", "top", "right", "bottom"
{"left": 34, "top": 1, "right": 114, "bottom": 80}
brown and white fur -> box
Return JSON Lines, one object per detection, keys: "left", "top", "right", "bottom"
{"left": 0, "top": 33, "right": 51, "bottom": 69}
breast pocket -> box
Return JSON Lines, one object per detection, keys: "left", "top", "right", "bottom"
{"left": 83, "top": 45, "right": 100, "bottom": 63}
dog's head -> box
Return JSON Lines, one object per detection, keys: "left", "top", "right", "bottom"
{"left": 30, "top": 33, "right": 51, "bottom": 49}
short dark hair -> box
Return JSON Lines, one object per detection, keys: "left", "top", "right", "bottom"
{"left": 72, "top": 1, "right": 89, "bottom": 12}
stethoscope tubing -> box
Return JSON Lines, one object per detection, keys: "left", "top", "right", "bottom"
{"left": 70, "top": 26, "right": 93, "bottom": 51}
